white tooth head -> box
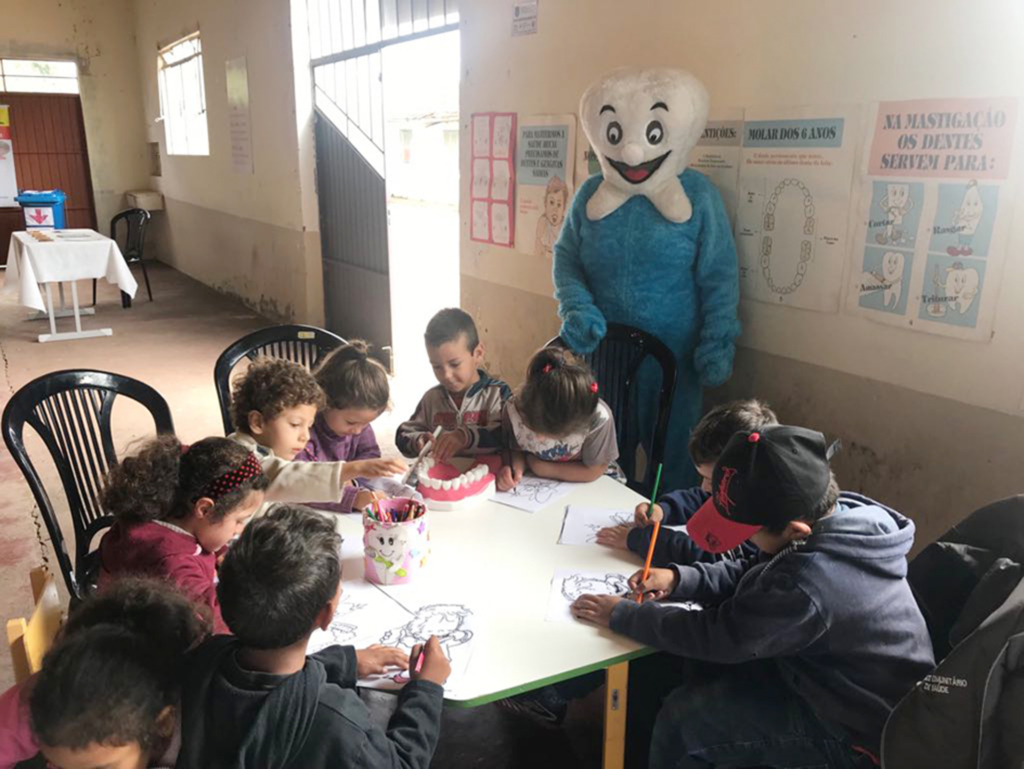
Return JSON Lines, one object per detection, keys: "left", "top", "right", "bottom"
{"left": 428, "top": 478, "right": 441, "bottom": 490}
{"left": 442, "top": 480, "right": 452, "bottom": 490}
{"left": 452, "top": 476, "right": 464, "bottom": 489}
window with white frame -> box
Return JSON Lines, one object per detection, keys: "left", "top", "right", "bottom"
{"left": 0, "top": 59, "right": 79, "bottom": 94}
{"left": 158, "top": 32, "right": 209, "bottom": 156}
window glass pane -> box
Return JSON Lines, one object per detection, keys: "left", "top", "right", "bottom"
{"left": 157, "top": 33, "right": 209, "bottom": 156}
{"left": 2, "top": 59, "right": 78, "bottom": 78}
{"left": 3, "top": 76, "right": 79, "bottom": 94}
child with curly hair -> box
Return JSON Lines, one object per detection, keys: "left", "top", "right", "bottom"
{"left": 0, "top": 578, "right": 211, "bottom": 769}
{"left": 98, "top": 436, "right": 269, "bottom": 633}
{"left": 498, "top": 346, "right": 619, "bottom": 491}
{"left": 228, "top": 357, "right": 405, "bottom": 506}
{"left": 295, "top": 341, "right": 405, "bottom": 514}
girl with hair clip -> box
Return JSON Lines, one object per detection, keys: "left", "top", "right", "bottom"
{"left": 498, "top": 346, "right": 620, "bottom": 491}
{"left": 0, "top": 578, "right": 210, "bottom": 769}
{"left": 98, "top": 436, "right": 269, "bottom": 634}
{"left": 295, "top": 340, "right": 417, "bottom": 513}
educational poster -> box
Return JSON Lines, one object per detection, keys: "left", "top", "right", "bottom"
{"left": 515, "top": 115, "right": 576, "bottom": 258}
{"left": 848, "top": 98, "right": 1018, "bottom": 340}
{"left": 735, "top": 105, "right": 860, "bottom": 312}
{"left": 470, "top": 112, "right": 517, "bottom": 247}
{"left": 226, "top": 57, "right": 254, "bottom": 175}
{"left": 0, "top": 106, "right": 17, "bottom": 207}
{"left": 689, "top": 109, "right": 744, "bottom": 226}
{"left": 574, "top": 121, "right": 601, "bottom": 187}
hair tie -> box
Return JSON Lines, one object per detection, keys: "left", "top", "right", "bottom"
{"left": 542, "top": 364, "right": 554, "bottom": 374}
{"left": 193, "top": 452, "right": 264, "bottom": 502}
{"left": 180, "top": 444, "right": 191, "bottom": 455}
{"left": 590, "top": 382, "right": 598, "bottom": 394}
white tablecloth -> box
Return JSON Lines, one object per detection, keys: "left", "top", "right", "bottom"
{"left": 2, "top": 230, "right": 138, "bottom": 312}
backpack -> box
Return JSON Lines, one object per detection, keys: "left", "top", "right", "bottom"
{"left": 881, "top": 495, "right": 1024, "bottom": 768}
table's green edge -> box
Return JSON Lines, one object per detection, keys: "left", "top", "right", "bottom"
{"left": 443, "top": 646, "right": 657, "bottom": 708}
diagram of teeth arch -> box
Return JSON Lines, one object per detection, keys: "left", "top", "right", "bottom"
{"left": 760, "top": 178, "right": 815, "bottom": 295}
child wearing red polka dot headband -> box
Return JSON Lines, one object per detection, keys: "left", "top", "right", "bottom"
{"left": 98, "top": 436, "right": 270, "bottom": 633}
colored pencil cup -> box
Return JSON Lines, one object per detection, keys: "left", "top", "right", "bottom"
{"left": 363, "top": 498, "right": 430, "bottom": 586}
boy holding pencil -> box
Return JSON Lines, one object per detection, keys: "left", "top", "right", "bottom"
{"left": 572, "top": 425, "right": 934, "bottom": 769}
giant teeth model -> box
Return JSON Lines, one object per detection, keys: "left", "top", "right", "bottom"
{"left": 416, "top": 456, "right": 497, "bottom": 510}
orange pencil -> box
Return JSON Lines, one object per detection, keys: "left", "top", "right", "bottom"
{"left": 637, "top": 464, "right": 664, "bottom": 604}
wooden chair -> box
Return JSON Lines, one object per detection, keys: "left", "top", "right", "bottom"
{"left": 213, "top": 324, "right": 347, "bottom": 434}
{"left": 7, "top": 567, "right": 63, "bottom": 684}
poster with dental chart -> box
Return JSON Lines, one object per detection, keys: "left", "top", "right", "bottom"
{"left": 0, "top": 106, "right": 17, "bottom": 207}
{"left": 735, "top": 105, "right": 860, "bottom": 312}
{"left": 308, "top": 577, "right": 479, "bottom": 698}
{"left": 847, "top": 98, "right": 1018, "bottom": 340}
{"left": 689, "top": 109, "right": 745, "bottom": 226}
{"left": 515, "top": 115, "right": 576, "bottom": 258}
{"left": 470, "top": 112, "right": 516, "bottom": 247}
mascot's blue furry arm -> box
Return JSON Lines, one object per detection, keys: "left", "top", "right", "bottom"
{"left": 553, "top": 169, "right": 740, "bottom": 387}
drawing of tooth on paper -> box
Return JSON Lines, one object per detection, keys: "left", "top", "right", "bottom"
{"left": 492, "top": 476, "right": 573, "bottom": 513}
{"left": 557, "top": 506, "right": 633, "bottom": 546}
{"left": 547, "top": 569, "right": 631, "bottom": 622}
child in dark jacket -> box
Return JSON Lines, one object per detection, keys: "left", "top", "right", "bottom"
{"left": 178, "top": 505, "right": 449, "bottom": 769}
{"left": 98, "top": 436, "right": 269, "bottom": 634}
{"left": 596, "top": 399, "right": 776, "bottom": 565}
{"left": 572, "top": 425, "right": 935, "bottom": 769}
{"left": 295, "top": 340, "right": 401, "bottom": 514}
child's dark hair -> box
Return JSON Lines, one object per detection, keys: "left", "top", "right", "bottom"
{"left": 314, "top": 340, "right": 390, "bottom": 412}
{"left": 30, "top": 577, "right": 209, "bottom": 752}
{"left": 518, "top": 346, "right": 598, "bottom": 437}
{"left": 218, "top": 504, "right": 341, "bottom": 649}
{"left": 764, "top": 471, "right": 840, "bottom": 535}
{"left": 688, "top": 399, "right": 779, "bottom": 466}
{"left": 424, "top": 307, "right": 480, "bottom": 352}
{"left": 101, "top": 435, "right": 269, "bottom": 524}
{"left": 230, "top": 357, "right": 325, "bottom": 433}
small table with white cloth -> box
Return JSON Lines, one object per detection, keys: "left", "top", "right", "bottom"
{"left": 2, "top": 229, "right": 138, "bottom": 343}
{"left": 333, "top": 475, "right": 654, "bottom": 769}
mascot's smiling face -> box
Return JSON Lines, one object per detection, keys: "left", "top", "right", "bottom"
{"left": 580, "top": 68, "right": 709, "bottom": 222}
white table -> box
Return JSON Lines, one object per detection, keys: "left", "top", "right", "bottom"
{"left": 2, "top": 229, "right": 138, "bottom": 342}
{"left": 334, "top": 476, "right": 651, "bottom": 769}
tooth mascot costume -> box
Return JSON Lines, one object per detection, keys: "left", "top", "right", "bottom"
{"left": 553, "top": 68, "right": 740, "bottom": 490}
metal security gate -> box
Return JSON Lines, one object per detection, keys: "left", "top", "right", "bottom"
{"left": 310, "top": 0, "right": 458, "bottom": 358}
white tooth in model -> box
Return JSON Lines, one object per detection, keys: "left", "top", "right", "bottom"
{"left": 442, "top": 480, "right": 452, "bottom": 490}
{"left": 452, "top": 477, "right": 463, "bottom": 489}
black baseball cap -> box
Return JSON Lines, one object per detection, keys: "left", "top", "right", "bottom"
{"left": 687, "top": 425, "right": 833, "bottom": 553}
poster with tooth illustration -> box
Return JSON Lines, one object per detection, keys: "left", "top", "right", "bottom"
{"left": 847, "top": 98, "right": 1017, "bottom": 340}
{"left": 735, "top": 105, "right": 860, "bottom": 313}
{"left": 689, "top": 109, "right": 744, "bottom": 226}
{"left": 515, "top": 114, "right": 576, "bottom": 259}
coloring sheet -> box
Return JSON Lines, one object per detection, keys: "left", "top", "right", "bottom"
{"left": 735, "top": 105, "right": 860, "bottom": 313}
{"left": 492, "top": 476, "right": 574, "bottom": 513}
{"left": 545, "top": 569, "right": 631, "bottom": 622}
{"left": 558, "top": 506, "right": 633, "bottom": 546}
{"left": 307, "top": 579, "right": 408, "bottom": 655}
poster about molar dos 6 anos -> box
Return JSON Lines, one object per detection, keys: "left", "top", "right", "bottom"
{"left": 848, "top": 97, "right": 1017, "bottom": 341}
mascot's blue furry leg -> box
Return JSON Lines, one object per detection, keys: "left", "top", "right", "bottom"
{"left": 633, "top": 358, "right": 701, "bottom": 491}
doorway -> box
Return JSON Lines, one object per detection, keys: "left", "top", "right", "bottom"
{"left": 382, "top": 30, "right": 460, "bottom": 412}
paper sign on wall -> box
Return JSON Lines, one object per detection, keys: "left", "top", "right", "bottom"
{"left": 0, "top": 105, "right": 18, "bottom": 207}
{"left": 470, "top": 112, "right": 516, "bottom": 247}
{"left": 689, "top": 109, "right": 745, "bottom": 226}
{"left": 515, "top": 114, "right": 576, "bottom": 258}
{"left": 847, "top": 97, "right": 1018, "bottom": 341}
{"left": 226, "top": 57, "right": 254, "bottom": 175}
{"left": 735, "top": 105, "right": 860, "bottom": 313}
{"left": 512, "top": 1, "right": 538, "bottom": 36}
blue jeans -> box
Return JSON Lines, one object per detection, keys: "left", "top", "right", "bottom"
{"left": 630, "top": 655, "right": 867, "bottom": 769}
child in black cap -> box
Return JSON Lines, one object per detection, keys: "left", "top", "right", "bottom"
{"left": 572, "top": 425, "right": 935, "bottom": 769}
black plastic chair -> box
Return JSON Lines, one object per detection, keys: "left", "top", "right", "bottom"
{"left": 2, "top": 370, "right": 175, "bottom": 602}
{"left": 214, "top": 324, "right": 347, "bottom": 434}
{"left": 547, "top": 323, "right": 677, "bottom": 497}
{"left": 92, "top": 208, "right": 152, "bottom": 308}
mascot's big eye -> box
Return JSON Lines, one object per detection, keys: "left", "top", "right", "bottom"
{"left": 646, "top": 120, "right": 664, "bottom": 145}
{"left": 606, "top": 121, "right": 622, "bottom": 145}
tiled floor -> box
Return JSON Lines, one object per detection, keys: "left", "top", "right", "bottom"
{"left": 0, "top": 262, "right": 601, "bottom": 767}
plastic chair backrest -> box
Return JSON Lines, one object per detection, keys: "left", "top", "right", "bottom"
{"left": 2, "top": 370, "right": 175, "bottom": 601}
{"left": 214, "top": 325, "right": 347, "bottom": 434}
{"left": 7, "top": 567, "right": 63, "bottom": 684}
{"left": 547, "top": 323, "right": 677, "bottom": 497}
{"left": 110, "top": 208, "right": 151, "bottom": 262}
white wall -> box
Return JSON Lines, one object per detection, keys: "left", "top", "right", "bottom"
{"left": 459, "top": 0, "right": 1024, "bottom": 546}
{"left": 0, "top": 0, "right": 150, "bottom": 228}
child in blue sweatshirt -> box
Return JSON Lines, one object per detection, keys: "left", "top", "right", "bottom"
{"left": 573, "top": 425, "right": 935, "bottom": 769}
{"left": 596, "top": 399, "right": 776, "bottom": 565}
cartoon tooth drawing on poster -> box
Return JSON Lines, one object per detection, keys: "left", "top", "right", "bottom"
{"left": 949, "top": 181, "right": 983, "bottom": 256}
{"left": 875, "top": 183, "right": 914, "bottom": 246}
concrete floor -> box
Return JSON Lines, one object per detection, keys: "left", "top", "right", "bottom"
{"left": 0, "top": 262, "right": 601, "bottom": 767}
